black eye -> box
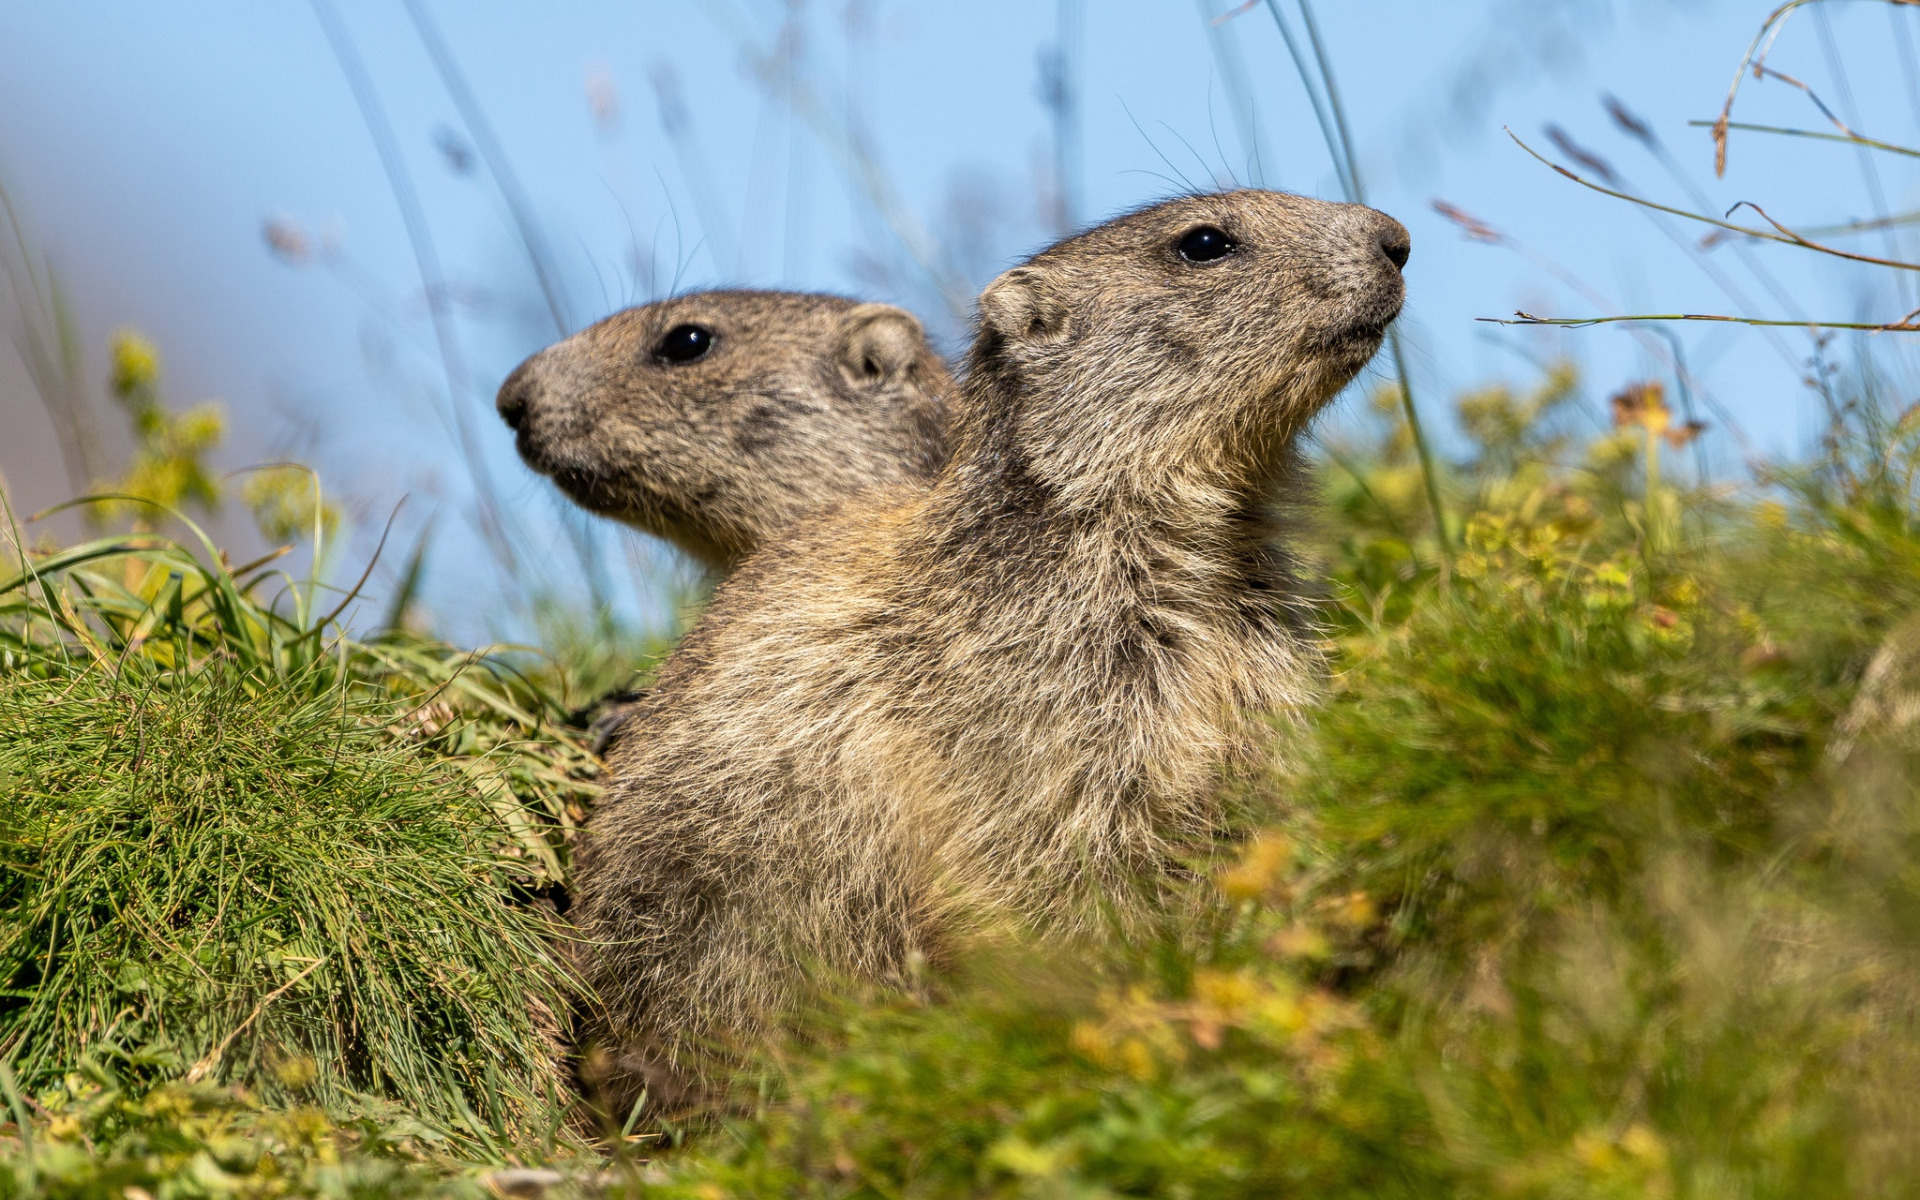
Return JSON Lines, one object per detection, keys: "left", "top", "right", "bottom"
{"left": 1177, "top": 226, "right": 1237, "bottom": 263}
{"left": 655, "top": 323, "right": 715, "bottom": 363}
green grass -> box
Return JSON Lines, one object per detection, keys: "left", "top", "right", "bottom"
{"left": 0, "top": 510, "right": 607, "bottom": 1158}
{"left": 0, "top": 657, "right": 570, "bottom": 1139}
{"left": 6, "top": 374, "right": 1920, "bottom": 1197}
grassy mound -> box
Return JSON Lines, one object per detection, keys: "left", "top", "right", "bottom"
{"left": 0, "top": 518, "right": 604, "bottom": 1159}
{"left": 0, "top": 658, "right": 569, "bottom": 1136}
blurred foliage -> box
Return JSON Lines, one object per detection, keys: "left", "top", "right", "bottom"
{"left": 241, "top": 465, "right": 342, "bottom": 553}
{"left": 89, "top": 331, "right": 224, "bottom": 533}
{"left": 79, "top": 329, "right": 345, "bottom": 558}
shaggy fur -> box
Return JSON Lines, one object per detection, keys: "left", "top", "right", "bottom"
{"left": 573, "top": 190, "right": 1410, "bottom": 1107}
{"left": 497, "top": 290, "right": 952, "bottom": 570}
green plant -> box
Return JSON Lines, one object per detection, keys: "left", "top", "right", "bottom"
{"left": 0, "top": 655, "right": 572, "bottom": 1138}
{"left": 0, "top": 496, "right": 602, "bottom": 1148}
{"left": 0, "top": 1051, "right": 487, "bottom": 1199}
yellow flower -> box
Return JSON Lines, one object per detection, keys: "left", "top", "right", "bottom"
{"left": 1192, "top": 968, "right": 1262, "bottom": 1016}
{"left": 1619, "top": 1123, "right": 1668, "bottom": 1166}
{"left": 272, "top": 1053, "right": 319, "bottom": 1091}
{"left": 1573, "top": 1129, "right": 1617, "bottom": 1171}
{"left": 1217, "top": 833, "right": 1293, "bottom": 901}
{"left": 109, "top": 330, "right": 161, "bottom": 397}
{"left": 1069, "top": 1020, "right": 1113, "bottom": 1065}
{"left": 1267, "top": 922, "right": 1329, "bottom": 961}
{"left": 1329, "top": 890, "right": 1376, "bottom": 929}
{"left": 1608, "top": 381, "right": 1669, "bottom": 434}
{"left": 177, "top": 403, "right": 226, "bottom": 450}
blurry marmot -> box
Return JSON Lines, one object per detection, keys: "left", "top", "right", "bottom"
{"left": 497, "top": 289, "right": 952, "bottom": 570}
{"left": 496, "top": 290, "right": 953, "bottom": 750}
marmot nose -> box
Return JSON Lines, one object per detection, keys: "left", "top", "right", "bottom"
{"left": 1377, "top": 221, "right": 1411, "bottom": 273}
{"left": 496, "top": 361, "right": 536, "bottom": 430}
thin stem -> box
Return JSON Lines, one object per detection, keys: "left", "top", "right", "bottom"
{"left": 1307, "top": 430, "right": 1411, "bottom": 542}
{"left": 1261, "top": 1, "right": 1350, "bottom": 196}
{"left": 308, "top": 0, "right": 520, "bottom": 573}
{"left": 648, "top": 62, "right": 739, "bottom": 281}
{"left": 1610, "top": 98, "right": 1807, "bottom": 320}
{"left": 1799, "top": 208, "right": 1920, "bottom": 237}
{"left": 1196, "top": 0, "right": 1270, "bottom": 186}
{"left": 1693, "top": 119, "right": 1920, "bottom": 160}
{"left": 1894, "top": 3, "right": 1920, "bottom": 137}
{"left": 1290, "top": 0, "right": 1449, "bottom": 554}
{"left": 705, "top": 0, "right": 971, "bottom": 320}
{"left": 1511, "top": 129, "right": 1920, "bottom": 271}
{"left": 1387, "top": 329, "right": 1450, "bottom": 552}
{"left": 1436, "top": 203, "right": 1749, "bottom": 448}
{"left": 1296, "top": 0, "right": 1362, "bottom": 199}
{"left": 1055, "top": 0, "right": 1085, "bottom": 227}
{"left": 1812, "top": 4, "right": 1907, "bottom": 306}
{"left": 1712, "top": 0, "right": 1820, "bottom": 176}
{"left": 1644, "top": 422, "right": 1662, "bottom": 555}
{"left": 1603, "top": 164, "right": 1806, "bottom": 373}
{"left": 1486, "top": 311, "right": 1920, "bottom": 333}
{"left": 0, "top": 184, "right": 99, "bottom": 496}
{"left": 402, "top": 0, "right": 571, "bottom": 335}
{"left": 1639, "top": 324, "right": 1713, "bottom": 485}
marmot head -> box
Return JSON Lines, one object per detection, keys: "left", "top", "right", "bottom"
{"left": 967, "top": 189, "right": 1407, "bottom": 503}
{"left": 497, "top": 290, "right": 951, "bottom": 569}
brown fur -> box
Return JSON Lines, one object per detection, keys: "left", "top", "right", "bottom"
{"left": 572, "top": 190, "right": 1410, "bottom": 1107}
{"left": 497, "top": 290, "right": 953, "bottom": 570}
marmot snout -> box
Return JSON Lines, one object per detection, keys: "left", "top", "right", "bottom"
{"left": 497, "top": 290, "right": 952, "bottom": 570}
{"left": 573, "top": 189, "right": 1409, "bottom": 1110}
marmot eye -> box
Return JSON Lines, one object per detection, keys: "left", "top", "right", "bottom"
{"left": 1177, "top": 226, "right": 1237, "bottom": 263}
{"left": 655, "top": 323, "right": 715, "bottom": 363}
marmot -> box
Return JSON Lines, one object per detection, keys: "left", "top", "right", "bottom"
{"left": 496, "top": 290, "right": 952, "bottom": 571}
{"left": 573, "top": 190, "right": 1410, "bottom": 1105}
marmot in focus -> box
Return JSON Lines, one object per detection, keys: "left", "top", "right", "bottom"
{"left": 497, "top": 290, "right": 952, "bottom": 571}
{"left": 573, "top": 190, "right": 1410, "bottom": 1106}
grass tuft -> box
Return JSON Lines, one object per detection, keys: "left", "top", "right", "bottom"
{"left": 0, "top": 505, "right": 602, "bottom": 1152}
{"left": 0, "top": 656, "right": 571, "bottom": 1139}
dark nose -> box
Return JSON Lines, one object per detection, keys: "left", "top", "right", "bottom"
{"left": 1377, "top": 221, "right": 1411, "bottom": 272}
{"left": 496, "top": 360, "right": 536, "bottom": 430}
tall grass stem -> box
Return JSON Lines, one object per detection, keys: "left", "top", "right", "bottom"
{"left": 1269, "top": 0, "right": 1451, "bottom": 555}
{"left": 308, "top": 0, "right": 521, "bottom": 575}
{"left": 402, "top": 0, "right": 572, "bottom": 336}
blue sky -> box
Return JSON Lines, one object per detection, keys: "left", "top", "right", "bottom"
{"left": 2, "top": 1, "right": 1917, "bottom": 639}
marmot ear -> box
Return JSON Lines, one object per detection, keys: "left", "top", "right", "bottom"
{"left": 977, "top": 267, "right": 1069, "bottom": 344}
{"left": 836, "top": 304, "right": 926, "bottom": 388}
